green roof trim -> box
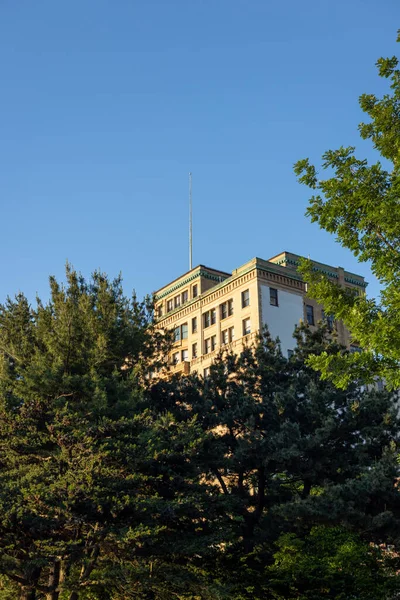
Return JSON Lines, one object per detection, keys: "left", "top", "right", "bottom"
{"left": 273, "top": 257, "right": 339, "bottom": 279}
{"left": 155, "top": 269, "right": 228, "bottom": 300}
{"left": 344, "top": 276, "right": 368, "bottom": 288}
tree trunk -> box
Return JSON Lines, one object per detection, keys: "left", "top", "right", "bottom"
{"left": 302, "top": 479, "right": 312, "bottom": 499}
{"left": 46, "top": 560, "right": 61, "bottom": 600}
{"left": 20, "top": 586, "right": 36, "bottom": 600}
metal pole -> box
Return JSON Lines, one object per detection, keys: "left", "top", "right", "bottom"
{"left": 189, "top": 172, "right": 192, "bottom": 270}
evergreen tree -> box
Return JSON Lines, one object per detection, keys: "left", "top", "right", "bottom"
{"left": 150, "top": 326, "right": 400, "bottom": 599}
{"left": 0, "top": 267, "right": 219, "bottom": 600}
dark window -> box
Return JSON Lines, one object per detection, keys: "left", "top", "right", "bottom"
{"left": 243, "top": 318, "right": 251, "bottom": 335}
{"left": 182, "top": 290, "right": 188, "bottom": 304}
{"left": 211, "top": 308, "right": 216, "bottom": 325}
{"left": 203, "top": 367, "right": 210, "bottom": 378}
{"left": 174, "top": 327, "right": 181, "bottom": 342}
{"left": 181, "top": 349, "right": 188, "bottom": 361}
{"left": 270, "top": 288, "right": 278, "bottom": 306}
{"left": 204, "top": 338, "right": 211, "bottom": 354}
{"left": 192, "top": 317, "right": 197, "bottom": 333}
{"left": 211, "top": 335, "right": 217, "bottom": 351}
{"left": 174, "top": 295, "right": 181, "bottom": 309}
{"left": 221, "top": 329, "right": 228, "bottom": 345}
{"left": 167, "top": 299, "right": 173, "bottom": 312}
{"left": 242, "top": 289, "right": 250, "bottom": 308}
{"left": 228, "top": 327, "right": 235, "bottom": 342}
{"left": 192, "top": 343, "right": 197, "bottom": 359}
{"left": 157, "top": 305, "right": 163, "bottom": 318}
{"left": 203, "top": 311, "right": 210, "bottom": 328}
{"left": 322, "top": 310, "right": 335, "bottom": 331}
{"left": 172, "top": 352, "right": 179, "bottom": 365}
{"left": 192, "top": 284, "right": 198, "bottom": 298}
{"left": 228, "top": 299, "right": 234, "bottom": 316}
{"left": 220, "top": 302, "right": 227, "bottom": 320}
{"left": 181, "top": 323, "right": 188, "bottom": 339}
{"left": 306, "top": 305, "right": 314, "bottom": 326}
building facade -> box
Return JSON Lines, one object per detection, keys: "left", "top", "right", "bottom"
{"left": 154, "top": 251, "right": 367, "bottom": 377}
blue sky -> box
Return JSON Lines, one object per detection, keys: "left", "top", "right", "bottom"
{"left": 0, "top": 0, "right": 398, "bottom": 303}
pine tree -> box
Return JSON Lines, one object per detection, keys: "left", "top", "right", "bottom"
{"left": 155, "top": 326, "right": 400, "bottom": 599}
{"left": 0, "top": 266, "right": 219, "bottom": 600}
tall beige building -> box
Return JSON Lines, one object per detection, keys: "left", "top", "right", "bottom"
{"left": 154, "top": 251, "right": 367, "bottom": 377}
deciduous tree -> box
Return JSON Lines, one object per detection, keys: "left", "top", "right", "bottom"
{"left": 294, "top": 31, "right": 400, "bottom": 389}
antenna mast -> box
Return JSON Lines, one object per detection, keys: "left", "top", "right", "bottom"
{"left": 189, "top": 172, "right": 193, "bottom": 270}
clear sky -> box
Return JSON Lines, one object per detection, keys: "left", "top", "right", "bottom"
{"left": 0, "top": 0, "right": 398, "bottom": 303}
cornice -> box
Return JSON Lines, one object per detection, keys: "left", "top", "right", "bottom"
{"left": 344, "top": 276, "right": 368, "bottom": 288}
{"left": 155, "top": 269, "right": 228, "bottom": 300}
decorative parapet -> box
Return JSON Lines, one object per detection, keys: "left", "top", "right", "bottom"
{"left": 272, "top": 254, "right": 367, "bottom": 288}
{"left": 344, "top": 276, "right": 368, "bottom": 288}
{"left": 155, "top": 268, "right": 229, "bottom": 301}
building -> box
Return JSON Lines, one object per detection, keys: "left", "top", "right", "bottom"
{"left": 154, "top": 251, "right": 367, "bottom": 377}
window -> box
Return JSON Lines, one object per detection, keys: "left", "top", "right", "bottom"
{"left": 242, "top": 318, "right": 251, "bottom": 335}
{"left": 181, "top": 349, "right": 188, "bottom": 361}
{"left": 203, "top": 367, "right": 210, "bottom": 378}
{"left": 221, "top": 329, "right": 228, "bottom": 345}
{"left": 204, "top": 338, "right": 211, "bottom": 354}
{"left": 242, "top": 289, "right": 250, "bottom": 308}
{"left": 192, "top": 316, "right": 197, "bottom": 333}
{"left": 157, "top": 305, "right": 163, "bottom": 318}
{"left": 192, "top": 343, "right": 197, "bottom": 359}
{"left": 228, "top": 327, "right": 235, "bottom": 342}
{"left": 287, "top": 349, "right": 294, "bottom": 359}
{"left": 174, "top": 295, "right": 181, "bottom": 309}
{"left": 172, "top": 352, "right": 179, "bottom": 365}
{"left": 174, "top": 326, "right": 181, "bottom": 342}
{"left": 228, "top": 299, "right": 234, "bottom": 316}
{"left": 203, "top": 310, "right": 216, "bottom": 328}
{"left": 220, "top": 302, "right": 227, "bottom": 320}
{"left": 322, "top": 310, "right": 335, "bottom": 331}
{"left": 211, "top": 335, "right": 217, "bottom": 351}
{"left": 192, "top": 284, "right": 198, "bottom": 298}
{"left": 270, "top": 288, "right": 278, "bottom": 307}
{"left": 181, "top": 323, "right": 188, "bottom": 339}
{"left": 306, "top": 305, "right": 314, "bottom": 326}
{"left": 182, "top": 290, "right": 188, "bottom": 304}
{"left": 167, "top": 299, "right": 173, "bottom": 312}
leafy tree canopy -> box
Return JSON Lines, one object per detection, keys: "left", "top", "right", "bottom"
{"left": 294, "top": 31, "right": 400, "bottom": 389}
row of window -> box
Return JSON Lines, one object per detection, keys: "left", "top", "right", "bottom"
{"left": 162, "top": 286, "right": 252, "bottom": 321}
{"left": 173, "top": 320, "right": 248, "bottom": 364}
{"left": 162, "top": 285, "right": 336, "bottom": 323}
{"left": 162, "top": 284, "right": 199, "bottom": 316}
{"left": 174, "top": 305, "right": 330, "bottom": 343}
